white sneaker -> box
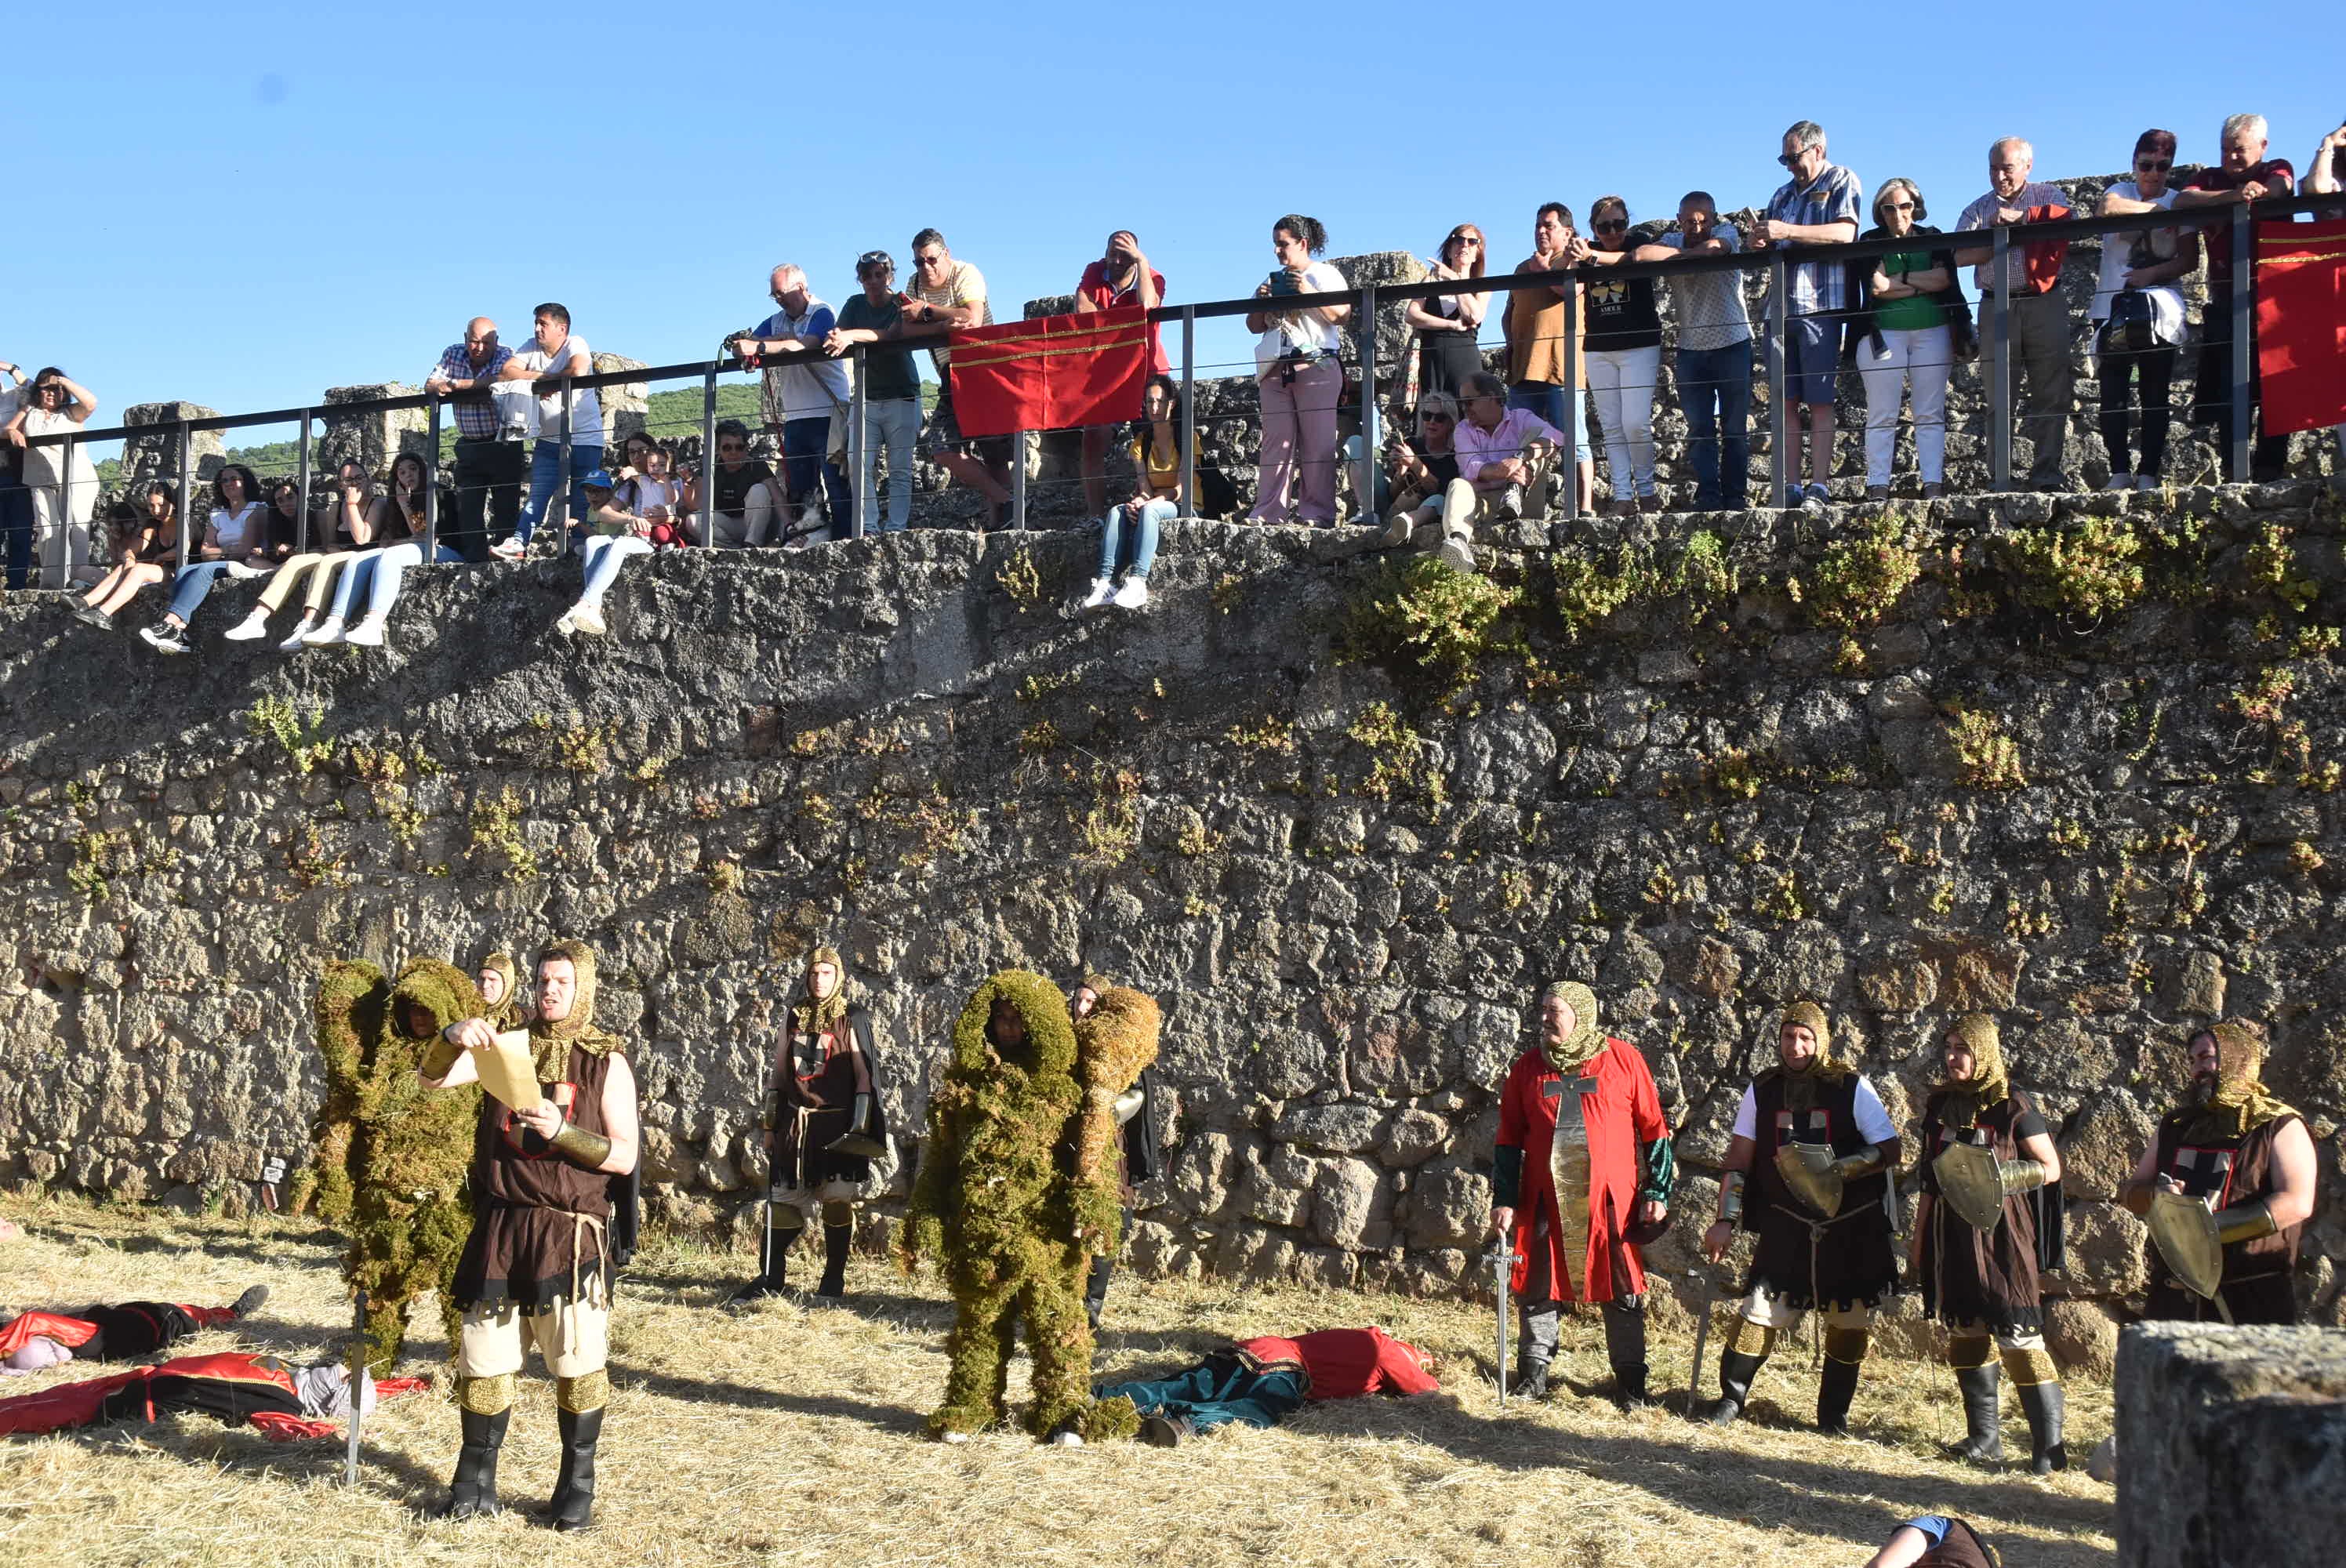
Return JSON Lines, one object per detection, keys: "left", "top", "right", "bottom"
{"left": 552, "top": 608, "right": 579, "bottom": 636}
{"left": 342, "top": 615, "right": 387, "bottom": 648}
{"left": 1434, "top": 537, "right": 1476, "bottom": 574}
{"left": 1080, "top": 576, "right": 1115, "bottom": 609}
{"left": 2104, "top": 473, "right": 2134, "bottom": 492}
{"left": 1111, "top": 576, "right": 1149, "bottom": 610}
{"left": 277, "top": 616, "right": 316, "bottom": 652}
{"left": 222, "top": 608, "right": 270, "bottom": 641}
{"left": 570, "top": 602, "right": 608, "bottom": 636}
{"left": 301, "top": 615, "right": 347, "bottom": 646}
{"left": 489, "top": 535, "right": 527, "bottom": 561}
{"left": 1048, "top": 1430, "right": 1084, "bottom": 1447}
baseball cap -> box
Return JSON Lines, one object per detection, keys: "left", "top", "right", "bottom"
{"left": 578, "top": 468, "right": 616, "bottom": 491}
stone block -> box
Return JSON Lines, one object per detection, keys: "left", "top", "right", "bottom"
{"left": 2116, "top": 1323, "right": 2346, "bottom": 1568}
{"left": 1312, "top": 1156, "right": 1386, "bottom": 1249}
{"left": 2061, "top": 1092, "right": 2159, "bottom": 1200}
{"left": 2161, "top": 950, "right": 2227, "bottom": 1018}
{"left": 2044, "top": 1294, "right": 2121, "bottom": 1381}
{"left": 2057, "top": 1199, "right": 2150, "bottom": 1297}
{"left": 1858, "top": 946, "right": 1940, "bottom": 1012}
{"left": 119, "top": 403, "right": 224, "bottom": 490}
{"left": 319, "top": 383, "right": 429, "bottom": 477}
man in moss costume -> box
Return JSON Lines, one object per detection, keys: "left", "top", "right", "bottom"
{"left": 310, "top": 956, "right": 486, "bottom": 1374}
{"left": 899, "top": 970, "right": 1157, "bottom": 1443}
{"left": 1070, "top": 975, "right": 1159, "bottom": 1330}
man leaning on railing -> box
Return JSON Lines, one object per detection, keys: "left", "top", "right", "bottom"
{"left": 1953, "top": 137, "right": 2075, "bottom": 495}
{"left": 2161, "top": 114, "right": 2297, "bottom": 483}
{"left": 425, "top": 318, "right": 522, "bottom": 564}
{"left": 492, "top": 303, "right": 605, "bottom": 560}
{"left": 1758, "top": 121, "right": 1863, "bottom": 512}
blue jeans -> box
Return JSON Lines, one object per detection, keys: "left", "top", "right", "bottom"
{"left": 1099, "top": 497, "right": 1173, "bottom": 580}
{"left": 781, "top": 416, "right": 852, "bottom": 542}
{"left": 1095, "top": 1355, "right": 1308, "bottom": 1434}
{"left": 1676, "top": 343, "right": 1753, "bottom": 510}
{"left": 358, "top": 539, "right": 459, "bottom": 617}
{"left": 0, "top": 471, "right": 31, "bottom": 589}
{"left": 518, "top": 440, "right": 605, "bottom": 543}
{"left": 856, "top": 397, "right": 921, "bottom": 533}
{"left": 165, "top": 561, "right": 237, "bottom": 624}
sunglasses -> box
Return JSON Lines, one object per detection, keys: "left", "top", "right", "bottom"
{"left": 1886, "top": 200, "right": 1915, "bottom": 211}
{"left": 1422, "top": 412, "right": 1455, "bottom": 423}
{"left": 1778, "top": 152, "right": 1800, "bottom": 169}
{"left": 1593, "top": 220, "right": 1628, "bottom": 234}
{"left": 1449, "top": 234, "right": 1480, "bottom": 245}
{"left": 2137, "top": 158, "right": 2172, "bottom": 172}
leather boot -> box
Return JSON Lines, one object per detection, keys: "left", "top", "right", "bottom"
{"left": 1816, "top": 1327, "right": 1866, "bottom": 1436}
{"left": 1603, "top": 1300, "right": 1652, "bottom": 1412}
{"left": 2017, "top": 1376, "right": 2067, "bottom": 1473}
{"left": 443, "top": 1407, "right": 509, "bottom": 1519}
{"left": 547, "top": 1406, "right": 602, "bottom": 1532}
{"left": 1084, "top": 1254, "right": 1114, "bottom": 1332}
{"left": 734, "top": 1225, "right": 800, "bottom": 1303}
{"left": 1511, "top": 1356, "right": 1551, "bottom": 1401}
{"left": 1705, "top": 1348, "right": 1767, "bottom": 1426}
{"left": 816, "top": 1222, "right": 852, "bottom": 1299}
{"left": 1948, "top": 1362, "right": 2005, "bottom": 1463}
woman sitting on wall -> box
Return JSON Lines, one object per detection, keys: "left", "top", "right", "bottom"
{"left": 1080, "top": 375, "right": 1181, "bottom": 612}
{"left": 137, "top": 464, "right": 273, "bottom": 655}
{"left": 554, "top": 468, "right": 656, "bottom": 636}
{"left": 73, "top": 483, "right": 178, "bottom": 628}
{"left": 224, "top": 482, "right": 348, "bottom": 648}
{"left": 307, "top": 452, "right": 454, "bottom": 648}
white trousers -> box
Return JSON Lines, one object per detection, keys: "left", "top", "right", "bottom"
{"left": 1585, "top": 344, "right": 1661, "bottom": 499}
{"left": 1857, "top": 324, "right": 1952, "bottom": 486}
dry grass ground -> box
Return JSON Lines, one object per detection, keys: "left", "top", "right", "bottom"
{"left": 0, "top": 1195, "right": 2114, "bottom": 1567}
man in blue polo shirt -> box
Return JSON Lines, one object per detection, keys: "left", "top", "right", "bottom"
{"left": 732, "top": 265, "right": 853, "bottom": 544}
{"left": 1758, "top": 120, "right": 1862, "bottom": 510}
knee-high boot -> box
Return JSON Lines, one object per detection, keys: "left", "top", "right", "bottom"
{"left": 1084, "top": 1254, "right": 1114, "bottom": 1331}
{"left": 1602, "top": 1298, "right": 1651, "bottom": 1411}
{"left": 1817, "top": 1327, "right": 1867, "bottom": 1436}
{"left": 737, "top": 1221, "right": 801, "bottom": 1301}
{"left": 817, "top": 1221, "right": 852, "bottom": 1299}
{"left": 1515, "top": 1301, "right": 1560, "bottom": 1399}
{"left": 547, "top": 1405, "right": 604, "bottom": 1531}
{"left": 443, "top": 1376, "right": 513, "bottom": 1520}
{"left": 1705, "top": 1320, "right": 1774, "bottom": 1425}
{"left": 2005, "top": 1347, "right": 2066, "bottom": 1474}
{"left": 1947, "top": 1338, "right": 2003, "bottom": 1462}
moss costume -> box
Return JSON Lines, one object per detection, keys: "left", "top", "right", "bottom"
{"left": 899, "top": 971, "right": 1158, "bottom": 1443}
{"left": 309, "top": 957, "right": 484, "bottom": 1374}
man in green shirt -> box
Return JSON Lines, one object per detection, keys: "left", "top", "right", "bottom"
{"left": 826, "top": 251, "right": 924, "bottom": 534}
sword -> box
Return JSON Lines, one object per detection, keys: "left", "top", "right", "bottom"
{"left": 1683, "top": 1265, "right": 1720, "bottom": 1417}
{"left": 1487, "top": 1235, "right": 1515, "bottom": 1409}
{"left": 345, "top": 1287, "right": 367, "bottom": 1488}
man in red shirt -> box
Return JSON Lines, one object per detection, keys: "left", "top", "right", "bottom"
{"left": 2170, "top": 112, "right": 2296, "bottom": 481}
{"left": 1487, "top": 980, "right": 1674, "bottom": 1408}
{"left": 1087, "top": 1325, "right": 1438, "bottom": 1446}
{"left": 1073, "top": 230, "right": 1168, "bottom": 516}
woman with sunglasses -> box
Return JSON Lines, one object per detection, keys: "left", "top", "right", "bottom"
{"left": 1577, "top": 198, "right": 1664, "bottom": 514}
{"left": 1377, "top": 392, "right": 1464, "bottom": 557}
{"left": 2090, "top": 131, "right": 2192, "bottom": 492}
{"left": 2, "top": 368, "right": 100, "bottom": 587}
{"left": 1851, "top": 179, "right": 1956, "bottom": 500}
{"left": 136, "top": 464, "right": 272, "bottom": 655}
{"left": 1405, "top": 227, "right": 1487, "bottom": 400}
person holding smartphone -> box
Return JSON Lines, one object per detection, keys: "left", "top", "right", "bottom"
{"left": 1074, "top": 231, "right": 1169, "bottom": 516}
{"left": 1244, "top": 215, "right": 1350, "bottom": 527}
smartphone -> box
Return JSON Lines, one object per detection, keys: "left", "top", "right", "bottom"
{"left": 1267, "top": 270, "right": 1300, "bottom": 299}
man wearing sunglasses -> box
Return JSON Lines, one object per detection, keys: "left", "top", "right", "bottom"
{"left": 732, "top": 265, "right": 855, "bottom": 543}
{"left": 902, "top": 228, "right": 1015, "bottom": 528}
{"left": 1756, "top": 121, "right": 1862, "bottom": 510}
{"left": 1954, "top": 138, "right": 2075, "bottom": 494}
{"left": 2169, "top": 113, "right": 2298, "bottom": 483}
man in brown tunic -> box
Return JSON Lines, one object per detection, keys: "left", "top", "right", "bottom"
{"left": 1910, "top": 1014, "right": 2067, "bottom": 1472}
{"left": 422, "top": 938, "right": 641, "bottom": 1531}
{"left": 2123, "top": 1019, "right": 2317, "bottom": 1324}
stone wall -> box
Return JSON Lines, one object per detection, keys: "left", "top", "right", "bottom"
{"left": 2, "top": 448, "right": 2342, "bottom": 1361}
{"left": 2115, "top": 1323, "right": 2346, "bottom": 1566}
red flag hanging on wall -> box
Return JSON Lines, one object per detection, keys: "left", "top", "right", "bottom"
{"left": 2254, "top": 219, "right": 2346, "bottom": 437}
{"left": 946, "top": 305, "right": 1149, "bottom": 438}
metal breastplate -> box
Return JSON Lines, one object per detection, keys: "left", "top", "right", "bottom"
{"left": 1545, "top": 1072, "right": 1600, "bottom": 1288}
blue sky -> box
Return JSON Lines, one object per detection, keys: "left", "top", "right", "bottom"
{"left": 2, "top": 2, "right": 2326, "bottom": 454}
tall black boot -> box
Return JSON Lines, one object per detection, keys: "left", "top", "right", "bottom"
{"left": 1816, "top": 1327, "right": 1867, "bottom": 1437}
{"left": 443, "top": 1406, "right": 510, "bottom": 1519}
{"left": 1513, "top": 1301, "right": 1560, "bottom": 1400}
{"left": 2007, "top": 1350, "right": 2067, "bottom": 1474}
{"left": 1948, "top": 1357, "right": 2005, "bottom": 1463}
{"left": 1704, "top": 1319, "right": 1772, "bottom": 1425}
{"left": 1603, "top": 1299, "right": 1651, "bottom": 1412}
{"left": 1084, "top": 1254, "right": 1114, "bottom": 1332}
{"left": 547, "top": 1406, "right": 603, "bottom": 1532}
{"left": 735, "top": 1225, "right": 801, "bottom": 1302}
{"left": 816, "top": 1222, "right": 852, "bottom": 1300}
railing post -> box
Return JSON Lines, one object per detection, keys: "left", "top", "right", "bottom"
{"left": 1769, "top": 254, "right": 1791, "bottom": 509}
{"left": 423, "top": 397, "right": 441, "bottom": 556}
{"left": 2230, "top": 205, "right": 2252, "bottom": 484}
{"left": 556, "top": 383, "right": 573, "bottom": 559}
{"left": 296, "top": 411, "right": 313, "bottom": 557}
{"left": 174, "top": 419, "right": 194, "bottom": 572}
{"left": 1561, "top": 274, "right": 1582, "bottom": 524}
{"left": 55, "top": 434, "right": 75, "bottom": 586}
{"left": 699, "top": 366, "right": 719, "bottom": 543}
{"left": 848, "top": 347, "right": 867, "bottom": 539}
{"left": 1011, "top": 430, "right": 1028, "bottom": 532}
{"left": 1178, "top": 307, "right": 1197, "bottom": 519}
{"left": 1988, "top": 225, "right": 2014, "bottom": 492}
{"left": 1357, "top": 283, "right": 1380, "bottom": 528}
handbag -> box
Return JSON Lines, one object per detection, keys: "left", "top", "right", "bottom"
{"left": 2102, "top": 289, "right": 2155, "bottom": 354}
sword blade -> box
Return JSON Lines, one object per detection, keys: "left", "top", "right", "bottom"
{"left": 345, "top": 1288, "right": 366, "bottom": 1488}
{"left": 1683, "top": 1267, "right": 1716, "bottom": 1417}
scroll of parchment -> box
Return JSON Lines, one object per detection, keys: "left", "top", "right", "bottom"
{"left": 474, "top": 1031, "right": 546, "bottom": 1113}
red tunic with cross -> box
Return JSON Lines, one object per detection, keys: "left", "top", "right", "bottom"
{"left": 1495, "top": 1038, "right": 1666, "bottom": 1303}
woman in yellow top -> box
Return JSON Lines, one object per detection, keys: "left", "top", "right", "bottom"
{"left": 1082, "top": 376, "right": 1182, "bottom": 612}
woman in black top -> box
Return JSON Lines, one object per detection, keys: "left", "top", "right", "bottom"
{"left": 1578, "top": 196, "right": 1664, "bottom": 513}
{"left": 1405, "top": 225, "right": 1488, "bottom": 399}
{"left": 73, "top": 483, "right": 178, "bottom": 628}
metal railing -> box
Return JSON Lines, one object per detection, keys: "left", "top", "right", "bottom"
{"left": 20, "top": 193, "right": 2327, "bottom": 583}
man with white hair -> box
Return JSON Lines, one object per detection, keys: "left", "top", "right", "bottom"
{"left": 1953, "top": 138, "right": 2076, "bottom": 492}
{"left": 731, "top": 266, "right": 854, "bottom": 543}
{"left": 2169, "top": 114, "right": 2298, "bottom": 481}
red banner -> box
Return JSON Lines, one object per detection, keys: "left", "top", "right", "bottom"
{"left": 2254, "top": 219, "right": 2346, "bottom": 437}
{"left": 946, "top": 305, "right": 1149, "bottom": 438}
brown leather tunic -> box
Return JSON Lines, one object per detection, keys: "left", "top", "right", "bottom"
{"left": 1916, "top": 1089, "right": 2050, "bottom": 1332}
{"left": 2144, "top": 1106, "right": 2304, "bottom": 1324}
{"left": 452, "top": 1043, "right": 620, "bottom": 1313}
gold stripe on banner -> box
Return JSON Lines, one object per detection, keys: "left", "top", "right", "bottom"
{"left": 950, "top": 326, "right": 1147, "bottom": 365}
{"left": 952, "top": 339, "right": 1150, "bottom": 371}
{"left": 2253, "top": 249, "right": 2346, "bottom": 267}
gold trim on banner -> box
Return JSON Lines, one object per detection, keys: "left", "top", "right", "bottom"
{"left": 951, "top": 336, "right": 1149, "bottom": 370}
{"left": 948, "top": 318, "right": 1148, "bottom": 353}
{"left": 2253, "top": 248, "right": 2346, "bottom": 267}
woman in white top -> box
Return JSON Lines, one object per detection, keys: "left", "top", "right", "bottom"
{"left": 1244, "top": 215, "right": 1352, "bottom": 527}
{"left": 614, "top": 433, "right": 685, "bottom": 540}
{"left": 2, "top": 368, "right": 100, "bottom": 588}
{"left": 2091, "top": 129, "right": 2195, "bottom": 491}
{"left": 138, "top": 464, "right": 273, "bottom": 655}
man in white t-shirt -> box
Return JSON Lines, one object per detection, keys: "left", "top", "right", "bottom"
{"left": 903, "top": 228, "right": 1014, "bottom": 528}
{"left": 491, "top": 303, "right": 605, "bottom": 558}
{"left": 1617, "top": 193, "right": 1753, "bottom": 510}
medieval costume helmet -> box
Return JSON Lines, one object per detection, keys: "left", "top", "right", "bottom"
{"left": 1934, "top": 1012, "right": 2010, "bottom": 1130}
{"left": 1538, "top": 981, "right": 1607, "bottom": 1072}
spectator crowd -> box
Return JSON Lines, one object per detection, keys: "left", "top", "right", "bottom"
{"left": 4, "top": 111, "right": 2341, "bottom": 648}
